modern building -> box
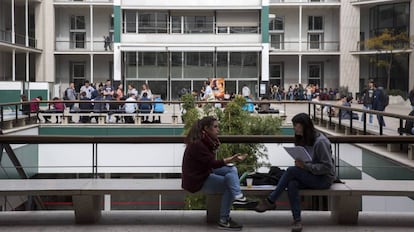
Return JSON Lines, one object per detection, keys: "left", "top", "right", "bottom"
{"left": 0, "top": 0, "right": 413, "bottom": 101}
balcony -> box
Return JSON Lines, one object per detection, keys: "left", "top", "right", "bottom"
{"left": 54, "top": 0, "right": 113, "bottom": 3}
{"left": 0, "top": 29, "right": 37, "bottom": 48}
{"left": 269, "top": 40, "right": 339, "bottom": 52}
{"left": 270, "top": 0, "right": 340, "bottom": 3}
{"left": 55, "top": 40, "right": 112, "bottom": 52}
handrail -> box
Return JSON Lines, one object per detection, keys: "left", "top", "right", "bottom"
{"left": 0, "top": 135, "right": 412, "bottom": 144}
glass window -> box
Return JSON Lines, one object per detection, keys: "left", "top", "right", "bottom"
{"left": 378, "top": 5, "right": 393, "bottom": 29}
{"left": 70, "top": 32, "right": 85, "bottom": 49}
{"left": 308, "top": 16, "right": 323, "bottom": 30}
{"left": 184, "top": 52, "right": 214, "bottom": 79}
{"left": 148, "top": 80, "right": 168, "bottom": 100}
{"left": 126, "top": 52, "right": 137, "bottom": 79}
{"left": 171, "top": 81, "right": 191, "bottom": 100}
{"left": 230, "top": 52, "right": 258, "bottom": 79}
{"left": 184, "top": 16, "right": 214, "bottom": 34}
{"left": 309, "top": 33, "right": 323, "bottom": 49}
{"left": 71, "top": 16, "right": 85, "bottom": 30}
{"left": 270, "top": 34, "right": 284, "bottom": 50}
{"left": 72, "top": 63, "right": 85, "bottom": 79}
{"left": 138, "top": 52, "right": 168, "bottom": 79}
{"left": 125, "top": 11, "right": 136, "bottom": 33}
{"left": 269, "top": 16, "right": 284, "bottom": 31}
{"left": 216, "top": 52, "right": 228, "bottom": 78}
{"left": 270, "top": 64, "right": 281, "bottom": 78}
{"left": 308, "top": 63, "right": 322, "bottom": 86}
{"left": 171, "top": 52, "right": 183, "bottom": 79}
{"left": 172, "top": 16, "right": 182, "bottom": 33}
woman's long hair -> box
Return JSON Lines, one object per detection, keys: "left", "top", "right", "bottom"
{"left": 292, "top": 113, "right": 318, "bottom": 146}
{"left": 185, "top": 116, "right": 217, "bottom": 145}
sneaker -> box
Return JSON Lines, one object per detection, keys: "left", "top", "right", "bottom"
{"left": 255, "top": 198, "right": 276, "bottom": 213}
{"left": 233, "top": 196, "right": 258, "bottom": 209}
{"left": 217, "top": 217, "right": 243, "bottom": 231}
{"left": 291, "top": 220, "right": 303, "bottom": 232}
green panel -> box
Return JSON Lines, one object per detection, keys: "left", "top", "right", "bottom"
{"left": 114, "top": 6, "right": 121, "bottom": 43}
{"left": 261, "top": 6, "right": 269, "bottom": 43}
{"left": 29, "top": 90, "right": 48, "bottom": 107}
{"left": 0, "top": 144, "right": 38, "bottom": 179}
{"left": 39, "top": 126, "right": 184, "bottom": 136}
{"left": 0, "top": 90, "right": 21, "bottom": 104}
{"left": 362, "top": 149, "right": 414, "bottom": 180}
{"left": 338, "top": 160, "right": 362, "bottom": 179}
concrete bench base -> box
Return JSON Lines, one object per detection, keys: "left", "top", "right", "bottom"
{"left": 0, "top": 179, "right": 413, "bottom": 225}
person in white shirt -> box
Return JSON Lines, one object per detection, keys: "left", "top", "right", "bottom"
{"left": 123, "top": 93, "right": 138, "bottom": 123}
{"left": 242, "top": 84, "right": 250, "bottom": 98}
{"left": 203, "top": 81, "right": 213, "bottom": 100}
{"left": 80, "top": 80, "right": 94, "bottom": 99}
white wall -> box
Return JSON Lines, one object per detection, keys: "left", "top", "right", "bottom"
{"left": 302, "top": 8, "right": 340, "bottom": 43}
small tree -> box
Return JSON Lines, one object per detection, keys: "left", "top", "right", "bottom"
{"left": 364, "top": 29, "right": 411, "bottom": 90}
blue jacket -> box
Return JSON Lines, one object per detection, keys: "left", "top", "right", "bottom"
{"left": 153, "top": 97, "right": 164, "bottom": 113}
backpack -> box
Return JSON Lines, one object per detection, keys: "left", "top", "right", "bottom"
{"left": 241, "top": 166, "right": 285, "bottom": 186}
{"left": 63, "top": 88, "right": 69, "bottom": 100}
{"left": 384, "top": 92, "right": 389, "bottom": 107}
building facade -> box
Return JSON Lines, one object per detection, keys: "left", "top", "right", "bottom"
{"left": 0, "top": 0, "right": 413, "bottom": 101}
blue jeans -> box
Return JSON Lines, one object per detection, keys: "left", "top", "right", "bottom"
{"left": 200, "top": 165, "right": 242, "bottom": 221}
{"left": 361, "top": 104, "right": 373, "bottom": 124}
{"left": 377, "top": 113, "right": 386, "bottom": 127}
{"left": 267, "top": 166, "right": 331, "bottom": 222}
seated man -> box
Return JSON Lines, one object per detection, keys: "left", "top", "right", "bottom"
{"left": 152, "top": 96, "right": 164, "bottom": 123}
{"left": 43, "top": 97, "right": 65, "bottom": 123}
{"left": 257, "top": 97, "right": 279, "bottom": 114}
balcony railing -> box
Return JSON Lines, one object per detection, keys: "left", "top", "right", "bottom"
{"left": 0, "top": 29, "right": 37, "bottom": 48}
{"left": 270, "top": 40, "right": 339, "bottom": 52}
{"left": 270, "top": 0, "right": 340, "bottom": 3}
{"left": 55, "top": 40, "right": 113, "bottom": 52}
{"left": 54, "top": 0, "right": 113, "bottom": 3}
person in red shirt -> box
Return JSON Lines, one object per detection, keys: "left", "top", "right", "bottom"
{"left": 181, "top": 116, "right": 256, "bottom": 230}
{"left": 43, "top": 97, "right": 64, "bottom": 123}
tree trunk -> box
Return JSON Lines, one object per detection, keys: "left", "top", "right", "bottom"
{"left": 386, "top": 52, "right": 393, "bottom": 90}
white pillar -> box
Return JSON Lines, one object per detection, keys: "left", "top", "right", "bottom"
{"left": 298, "top": 55, "right": 302, "bottom": 84}
{"left": 261, "top": 43, "right": 269, "bottom": 81}
{"left": 90, "top": 54, "right": 94, "bottom": 83}
{"left": 299, "top": 6, "right": 302, "bottom": 52}
{"left": 25, "top": 0, "right": 29, "bottom": 47}
{"left": 90, "top": 5, "right": 94, "bottom": 51}
{"left": 11, "top": 0, "right": 15, "bottom": 44}
{"left": 12, "top": 50, "right": 16, "bottom": 81}
{"left": 114, "top": 44, "right": 121, "bottom": 81}
{"left": 26, "top": 52, "right": 29, "bottom": 82}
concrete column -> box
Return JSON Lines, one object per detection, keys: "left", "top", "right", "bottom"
{"left": 90, "top": 5, "right": 93, "bottom": 52}
{"left": 409, "top": 2, "right": 414, "bottom": 90}
{"left": 113, "top": 2, "right": 121, "bottom": 81}
{"left": 26, "top": 52, "right": 29, "bottom": 82}
{"left": 90, "top": 54, "right": 94, "bottom": 83}
{"left": 261, "top": 1, "right": 269, "bottom": 82}
{"left": 339, "top": 0, "right": 360, "bottom": 95}
{"left": 12, "top": 50, "right": 15, "bottom": 81}
{"left": 25, "top": 0, "right": 28, "bottom": 47}
{"left": 298, "top": 55, "right": 302, "bottom": 84}
{"left": 11, "top": 0, "right": 15, "bottom": 44}
{"left": 299, "top": 6, "right": 302, "bottom": 52}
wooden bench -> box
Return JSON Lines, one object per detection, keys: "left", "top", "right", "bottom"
{"left": 1, "top": 179, "right": 412, "bottom": 225}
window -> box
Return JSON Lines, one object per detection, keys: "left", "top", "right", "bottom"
{"left": 71, "top": 62, "right": 86, "bottom": 80}
{"left": 184, "top": 52, "right": 214, "bottom": 78}
{"left": 269, "top": 16, "right": 284, "bottom": 31}
{"left": 308, "top": 16, "right": 323, "bottom": 30}
{"left": 138, "top": 12, "right": 168, "bottom": 33}
{"left": 270, "top": 63, "right": 283, "bottom": 87}
{"left": 184, "top": 16, "right": 214, "bottom": 34}
{"left": 308, "top": 33, "right": 323, "bottom": 49}
{"left": 308, "top": 63, "right": 323, "bottom": 86}
{"left": 70, "top": 16, "right": 85, "bottom": 30}
{"left": 216, "top": 52, "right": 228, "bottom": 78}
{"left": 69, "top": 15, "right": 86, "bottom": 49}
{"left": 124, "top": 11, "right": 137, "bottom": 33}
{"left": 171, "top": 16, "right": 182, "bottom": 33}
{"left": 229, "top": 52, "right": 259, "bottom": 78}
{"left": 271, "top": 34, "right": 284, "bottom": 50}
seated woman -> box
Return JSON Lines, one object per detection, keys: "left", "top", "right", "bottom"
{"left": 255, "top": 113, "right": 336, "bottom": 232}
{"left": 340, "top": 96, "right": 358, "bottom": 120}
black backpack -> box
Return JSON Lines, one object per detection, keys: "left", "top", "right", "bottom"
{"left": 242, "top": 166, "right": 285, "bottom": 186}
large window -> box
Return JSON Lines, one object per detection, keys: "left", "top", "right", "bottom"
{"left": 269, "top": 16, "right": 285, "bottom": 50}
{"left": 184, "top": 52, "right": 214, "bottom": 78}
{"left": 70, "top": 15, "right": 86, "bottom": 49}
{"left": 216, "top": 52, "right": 228, "bottom": 78}
{"left": 125, "top": 52, "right": 167, "bottom": 79}
{"left": 369, "top": 3, "right": 410, "bottom": 35}
{"left": 184, "top": 16, "right": 214, "bottom": 34}
{"left": 138, "top": 12, "right": 168, "bottom": 33}
{"left": 309, "top": 33, "right": 323, "bottom": 50}
{"left": 271, "top": 34, "right": 284, "bottom": 50}
{"left": 270, "top": 63, "right": 283, "bottom": 86}
{"left": 269, "top": 16, "right": 284, "bottom": 31}
{"left": 308, "top": 16, "right": 324, "bottom": 50}
{"left": 230, "top": 52, "right": 259, "bottom": 79}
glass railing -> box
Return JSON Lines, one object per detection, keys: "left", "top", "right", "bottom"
{"left": 0, "top": 30, "right": 37, "bottom": 48}
{"left": 270, "top": 0, "right": 340, "bottom": 3}
{"left": 55, "top": 40, "right": 113, "bottom": 52}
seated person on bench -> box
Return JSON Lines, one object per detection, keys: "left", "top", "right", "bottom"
{"left": 79, "top": 91, "right": 93, "bottom": 123}
{"left": 257, "top": 97, "right": 279, "bottom": 114}
{"left": 398, "top": 110, "right": 414, "bottom": 135}
{"left": 139, "top": 92, "right": 152, "bottom": 123}
{"left": 43, "top": 97, "right": 65, "bottom": 123}
{"left": 123, "top": 93, "right": 138, "bottom": 124}
{"left": 152, "top": 96, "right": 164, "bottom": 123}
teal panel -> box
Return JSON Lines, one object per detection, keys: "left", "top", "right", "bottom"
{"left": 29, "top": 90, "right": 48, "bottom": 107}
{"left": 261, "top": 6, "right": 269, "bottom": 43}
{"left": 338, "top": 160, "right": 362, "bottom": 179}
{"left": 362, "top": 149, "right": 414, "bottom": 180}
{"left": 39, "top": 126, "right": 184, "bottom": 136}
{"left": 114, "top": 6, "right": 121, "bottom": 43}
{"left": 0, "top": 90, "right": 21, "bottom": 104}
{"left": 0, "top": 144, "right": 38, "bottom": 179}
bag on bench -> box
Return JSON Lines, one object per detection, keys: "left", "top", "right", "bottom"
{"left": 241, "top": 166, "right": 285, "bottom": 186}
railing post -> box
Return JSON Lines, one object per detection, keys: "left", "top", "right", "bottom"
{"left": 0, "top": 106, "right": 3, "bottom": 129}
{"left": 92, "top": 143, "right": 98, "bottom": 178}
{"left": 308, "top": 102, "right": 311, "bottom": 116}
{"left": 363, "top": 113, "right": 367, "bottom": 135}
{"left": 349, "top": 111, "right": 353, "bottom": 134}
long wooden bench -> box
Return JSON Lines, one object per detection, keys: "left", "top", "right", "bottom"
{"left": 0, "top": 179, "right": 412, "bottom": 225}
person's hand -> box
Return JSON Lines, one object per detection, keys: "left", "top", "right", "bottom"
{"left": 295, "top": 159, "right": 305, "bottom": 168}
{"left": 235, "top": 153, "right": 248, "bottom": 161}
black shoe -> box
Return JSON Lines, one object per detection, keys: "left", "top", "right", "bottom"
{"left": 217, "top": 218, "right": 242, "bottom": 231}
{"left": 291, "top": 220, "right": 303, "bottom": 232}
{"left": 255, "top": 198, "right": 276, "bottom": 213}
{"left": 233, "top": 196, "right": 258, "bottom": 209}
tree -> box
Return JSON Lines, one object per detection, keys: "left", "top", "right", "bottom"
{"left": 363, "top": 29, "right": 411, "bottom": 90}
